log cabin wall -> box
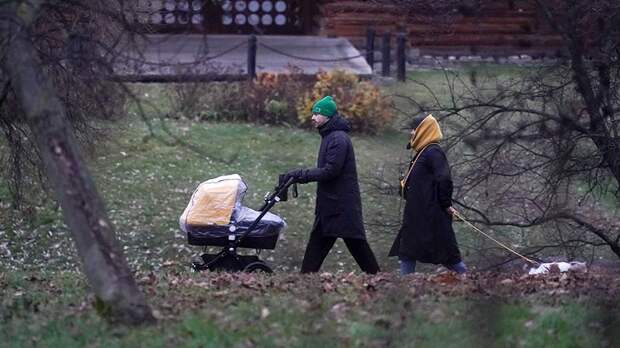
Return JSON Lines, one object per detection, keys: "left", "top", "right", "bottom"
{"left": 318, "top": 0, "right": 563, "bottom": 57}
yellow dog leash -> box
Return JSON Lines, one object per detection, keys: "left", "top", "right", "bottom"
{"left": 452, "top": 210, "right": 539, "bottom": 266}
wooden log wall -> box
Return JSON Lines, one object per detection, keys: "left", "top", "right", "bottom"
{"left": 318, "top": 0, "right": 563, "bottom": 57}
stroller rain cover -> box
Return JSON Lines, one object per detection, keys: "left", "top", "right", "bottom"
{"left": 179, "top": 174, "right": 286, "bottom": 243}
{"left": 179, "top": 174, "right": 245, "bottom": 231}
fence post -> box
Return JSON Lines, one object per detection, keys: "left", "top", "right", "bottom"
{"left": 366, "top": 27, "right": 375, "bottom": 71}
{"left": 247, "top": 34, "right": 257, "bottom": 79}
{"left": 397, "top": 32, "right": 407, "bottom": 81}
{"left": 382, "top": 32, "right": 391, "bottom": 77}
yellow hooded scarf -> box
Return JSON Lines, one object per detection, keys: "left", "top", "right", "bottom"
{"left": 400, "top": 114, "right": 443, "bottom": 196}
{"left": 409, "top": 114, "right": 443, "bottom": 152}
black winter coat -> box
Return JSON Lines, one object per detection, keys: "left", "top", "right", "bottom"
{"left": 388, "top": 144, "right": 462, "bottom": 265}
{"left": 299, "top": 115, "right": 366, "bottom": 239}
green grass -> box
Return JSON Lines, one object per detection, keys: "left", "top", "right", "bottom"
{"left": 383, "top": 63, "right": 543, "bottom": 129}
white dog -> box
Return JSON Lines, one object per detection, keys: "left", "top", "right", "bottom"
{"left": 528, "top": 261, "right": 587, "bottom": 275}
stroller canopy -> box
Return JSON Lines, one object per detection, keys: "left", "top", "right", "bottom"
{"left": 179, "top": 174, "right": 247, "bottom": 231}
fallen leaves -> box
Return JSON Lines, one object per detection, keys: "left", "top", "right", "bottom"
{"left": 260, "top": 307, "right": 270, "bottom": 319}
{"left": 125, "top": 268, "right": 620, "bottom": 321}
{"left": 329, "top": 302, "right": 348, "bottom": 322}
{"left": 500, "top": 278, "right": 514, "bottom": 285}
{"left": 430, "top": 272, "right": 462, "bottom": 286}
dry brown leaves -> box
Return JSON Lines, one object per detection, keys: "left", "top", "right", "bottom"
{"left": 135, "top": 268, "right": 620, "bottom": 318}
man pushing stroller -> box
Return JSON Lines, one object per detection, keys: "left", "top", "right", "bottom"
{"left": 282, "top": 96, "right": 381, "bottom": 274}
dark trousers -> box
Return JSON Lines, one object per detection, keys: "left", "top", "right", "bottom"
{"left": 300, "top": 227, "right": 380, "bottom": 274}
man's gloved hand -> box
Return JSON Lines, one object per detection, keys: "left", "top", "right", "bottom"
{"left": 284, "top": 168, "right": 307, "bottom": 184}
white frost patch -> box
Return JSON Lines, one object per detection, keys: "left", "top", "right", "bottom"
{"left": 528, "top": 261, "right": 587, "bottom": 275}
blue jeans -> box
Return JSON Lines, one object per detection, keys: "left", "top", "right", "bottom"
{"left": 399, "top": 256, "right": 467, "bottom": 275}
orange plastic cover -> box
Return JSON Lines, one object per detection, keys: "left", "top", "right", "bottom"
{"left": 185, "top": 176, "right": 240, "bottom": 226}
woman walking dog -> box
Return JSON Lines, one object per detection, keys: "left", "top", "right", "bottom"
{"left": 389, "top": 114, "right": 467, "bottom": 275}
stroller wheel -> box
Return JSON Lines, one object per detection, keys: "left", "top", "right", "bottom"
{"left": 243, "top": 261, "right": 273, "bottom": 274}
{"left": 191, "top": 261, "right": 207, "bottom": 272}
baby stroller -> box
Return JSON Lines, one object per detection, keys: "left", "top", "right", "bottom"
{"left": 179, "top": 174, "right": 296, "bottom": 273}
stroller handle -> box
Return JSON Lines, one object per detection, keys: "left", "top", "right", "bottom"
{"left": 235, "top": 176, "right": 297, "bottom": 248}
{"left": 261, "top": 176, "right": 297, "bottom": 210}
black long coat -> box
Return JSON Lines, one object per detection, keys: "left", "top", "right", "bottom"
{"left": 388, "top": 144, "right": 462, "bottom": 265}
{"left": 298, "top": 115, "right": 366, "bottom": 239}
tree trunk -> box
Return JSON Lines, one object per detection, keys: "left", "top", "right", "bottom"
{"left": 1, "top": 2, "right": 154, "bottom": 325}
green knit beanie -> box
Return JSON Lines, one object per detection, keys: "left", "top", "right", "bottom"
{"left": 312, "top": 96, "right": 337, "bottom": 117}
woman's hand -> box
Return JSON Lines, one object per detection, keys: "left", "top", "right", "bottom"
{"left": 446, "top": 206, "right": 457, "bottom": 216}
